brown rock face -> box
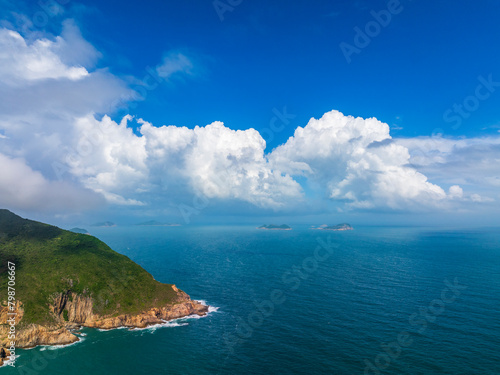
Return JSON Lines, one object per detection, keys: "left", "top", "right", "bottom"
{"left": 0, "top": 285, "right": 210, "bottom": 358}
{"left": 0, "top": 348, "right": 8, "bottom": 358}
{"left": 86, "top": 299, "right": 209, "bottom": 330}
{"left": 0, "top": 301, "right": 24, "bottom": 349}
{"left": 0, "top": 301, "right": 77, "bottom": 349}
{"left": 51, "top": 291, "right": 68, "bottom": 316}
{"left": 50, "top": 292, "right": 95, "bottom": 324}
{"left": 14, "top": 324, "right": 79, "bottom": 348}
{"left": 0, "top": 300, "right": 23, "bottom": 324}
{"left": 0, "top": 347, "right": 11, "bottom": 365}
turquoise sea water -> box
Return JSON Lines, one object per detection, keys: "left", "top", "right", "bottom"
{"left": 4, "top": 226, "right": 500, "bottom": 374}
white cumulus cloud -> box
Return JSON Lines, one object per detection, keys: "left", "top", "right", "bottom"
{"left": 397, "top": 135, "right": 500, "bottom": 204}
{"left": 64, "top": 116, "right": 302, "bottom": 209}
{"left": 0, "top": 27, "right": 88, "bottom": 85}
{"left": 269, "top": 110, "right": 449, "bottom": 210}
{"left": 0, "top": 17, "right": 498, "bottom": 220}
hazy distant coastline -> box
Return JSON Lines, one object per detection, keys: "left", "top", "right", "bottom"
{"left": 136, "top": 220, "right": 181, "bottom": 227}
{"left": 257, "top": 224, "right": 292, "bottom": 230}
{"left": 312, "top": 223, "right": 353, "bottom": 231}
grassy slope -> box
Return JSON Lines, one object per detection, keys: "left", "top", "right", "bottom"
{"left": 0, "top": 209, "right": 178, "bottom": 326}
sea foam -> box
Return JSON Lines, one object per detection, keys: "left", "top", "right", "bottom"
{"left": 132, "top": 300, "right": 220, "bottom": 332}
{"left": 39, "top": 336, "right": 85, "bottom": 351}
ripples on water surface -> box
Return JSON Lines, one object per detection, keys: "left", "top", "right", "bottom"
{"left": 8, "top": 226, "right": 500, "bottom": 374}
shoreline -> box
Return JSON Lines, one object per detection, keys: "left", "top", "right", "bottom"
{"left": 0, "top": 300, "right": 216, "bottom": 366}
{"left": 0, "top": 287, "right": 213, "bottom": 363}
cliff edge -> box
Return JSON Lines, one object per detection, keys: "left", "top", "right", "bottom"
{"left": 0, "top": 209, "right": 208, "bottom": 357}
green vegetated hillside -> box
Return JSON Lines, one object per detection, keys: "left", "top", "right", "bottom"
{"left": 0, "top": 209, "right": 177, "bottom": 326}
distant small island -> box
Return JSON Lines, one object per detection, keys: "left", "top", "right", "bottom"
{"left": 314, "top": 223, "right": 353, "bottom": 231}
{"left": 258, "top": 224, "right": 292, "bottom": 230}
{"left": 69, "top": 227, "right": 90, "bottom": 235}
{"left": 91, "top": 221, "right": 116, "bottom": 227}
{"left": 136, "top": 220, "right": 181, "bottom": 227}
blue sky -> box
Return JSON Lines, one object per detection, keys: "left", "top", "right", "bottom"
{"left": 0, "top": 0, "right": 499, "bottom": 226}
{"left": 67, "top": 0, "right": 500, "bottom": 141}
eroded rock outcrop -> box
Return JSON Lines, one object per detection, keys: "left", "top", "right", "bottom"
{"left": 0, "top": 285, "right": 209, "bottom": 357}
{"left": 50, "top": 291, "right": 96, "bottom": 324}
{"left": 0, "top": 210, "right": 212, "bottom": 367}
{"left": 0, "top": 347, "right": 11, "bottom": 366}
{"left": 13, "top": 324, "right": 79, "bottom": 348}
{"left": 86, "top": 299, "right": 208, "bottom": 330}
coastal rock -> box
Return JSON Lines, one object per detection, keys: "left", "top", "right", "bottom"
{"left": 0, "top": 286, "right": 209, "bottom": 356}
{"left": 0, "top": 300, "right": 24, "bottom": 324}
{"left": 0, "top": 210, "right": 212, "bottom": 365}
{"left": 0, "top": 348, "right": 9, "bottom": 358}
{"left": 1, "top": 301, "right": 77, "bottom": 349}
{"left": 14, "top": 324, "right": 79, "bottom": 348}
{"left": 66, "top": 294, "right": 96, "bottom": 324}
{"left": 86, "top": 298, "right": 208, "bottom": 330}
{"left": 0, "top": 300, "right": 24, "bottom": 351}
{"left": 0, "top": 348, "right": 9, "bottom": 366}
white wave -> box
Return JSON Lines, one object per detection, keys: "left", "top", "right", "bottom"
{"left": 97, "top": 326, "right": 129, "bottom": 332}
{"left": 39, "top": 336, "right": 85, "bottom": 351}
{"left": 197, "top": 300, "right": 221, "bottom": 314}
{"left": 131, "top": 320, "right": 189, "bottom": 332}
{"left": 133, "top": 300, "right": 221, "bottom": 332}
{"left": 0, "top": 353, "right": 20, "bottom": 367}
{"left": 20, "top": 301, "right": 222, "bottom": 353}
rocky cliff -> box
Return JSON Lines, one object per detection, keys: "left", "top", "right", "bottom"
{"left": 0, "top": 347, "right": 11, "bottom": 366}
{"left": 0, "top": 284, "right": 208, "bottom": 350}
{"left": 0, "top": 209, "right": 211, "bottom": 362}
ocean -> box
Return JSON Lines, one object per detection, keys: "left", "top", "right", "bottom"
{"left": 5, "top": 226, "right": 500, "bottom": 374}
